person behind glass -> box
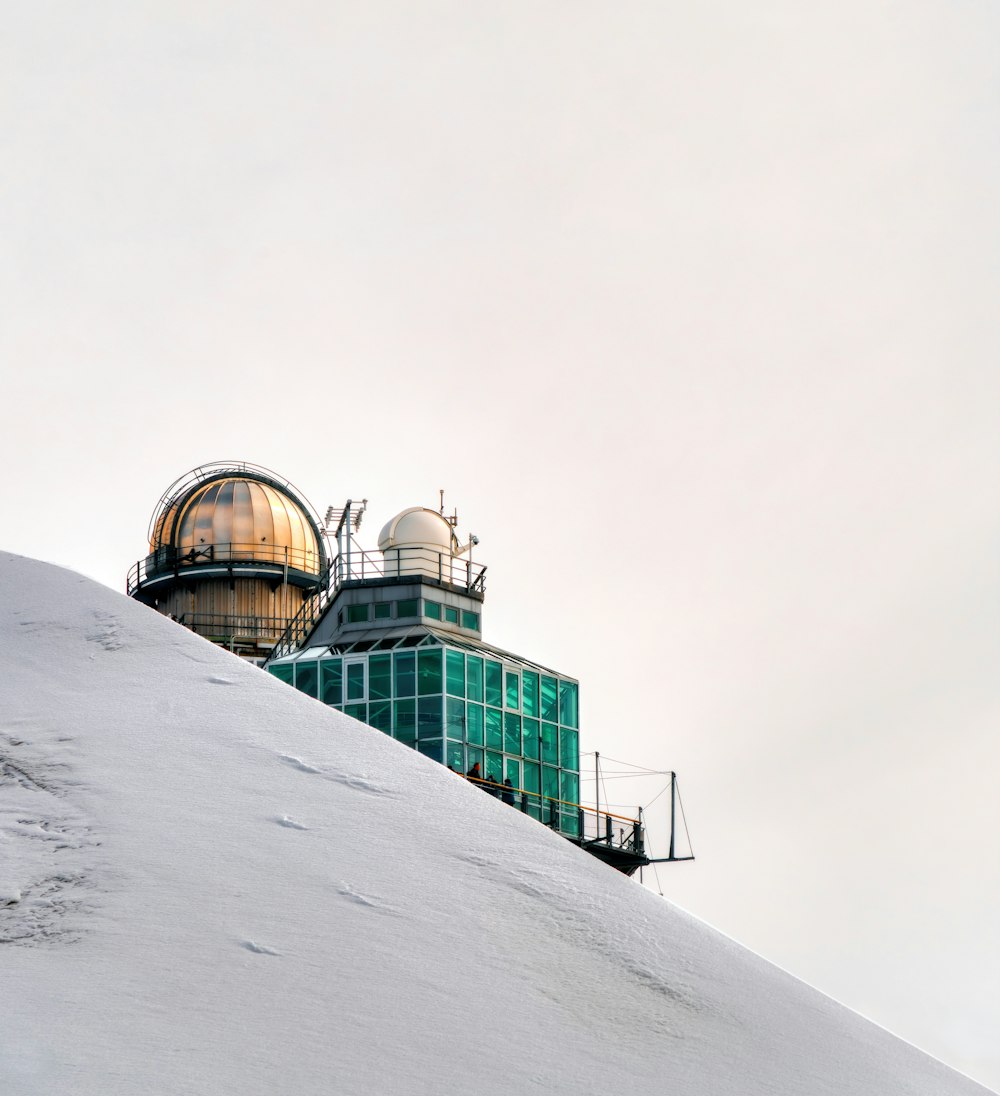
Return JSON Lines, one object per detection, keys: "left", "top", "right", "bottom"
{"left": 501, "top": 778, "right": 515, "bottom": 807}
{"left": 466, "top": 761, "right": 481, "bottom": 784}
{"left": 486, "top": 771, "right": 501, "bottom": 796}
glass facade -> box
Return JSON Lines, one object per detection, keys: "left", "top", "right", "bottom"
{"left": 270, "top": 641, "right": 581, "bottom": 837}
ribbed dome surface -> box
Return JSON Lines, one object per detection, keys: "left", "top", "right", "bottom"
{"left": 156, "top": 477, "right": 321, "bottom": 574}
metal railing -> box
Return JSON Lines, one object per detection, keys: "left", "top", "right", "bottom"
{"left": 128, "top": 542, "right": 323, "bottom": 596}
{"left": 334, "top": 545, "right": 487, "bottom": 595}
{"left": 168, "top": 612, "right": 296, "bottom": 641}
{"left": 466, "top": 776, "right": 644, "bottom": 855}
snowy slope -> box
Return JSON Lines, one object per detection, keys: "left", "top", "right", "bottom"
{"left": 0, "top": 553, "right": 991, "bottom": 1096}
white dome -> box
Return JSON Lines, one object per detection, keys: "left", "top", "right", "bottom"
{"left": 377, "top": 507, "right": 456, "bottom": 553}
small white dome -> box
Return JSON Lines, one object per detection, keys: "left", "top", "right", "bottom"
{"left": 378, "top": 507, "right": 456, "bottom": 553}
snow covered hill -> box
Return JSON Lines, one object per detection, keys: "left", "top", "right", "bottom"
{"left": 0, "top": 552, "right": 992, "bottom": 1096}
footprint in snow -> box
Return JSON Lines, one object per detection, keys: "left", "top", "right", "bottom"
{"left": 207, "top": 675, "right": 238, "bottom": 686}
{"left": 279, "top": 754, "right": 322, "bottom": 774}
{"left": 242, "top": 940, "right": 280, "bottom": 956}
{"left": 274, "top": 815, "right": 308, "bottom": 830}
{"left": 338, "top": 883, "right": 387, "bottom": 910}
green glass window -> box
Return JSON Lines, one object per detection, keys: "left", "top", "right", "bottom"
{"left": 505, "top": 672, "right": 520, "bottom": 710}
{"left": 559, "top": 681, "right": 579, "bottom": 729}
{"left": 418, "top": 695, "right": 442, "bottom": 738}
{"left": 394, "top": 698, "right": 416, "bottom": 743}
{"left": 466, "top": 746, "right": 484, "bottom": 774}
{"left": 504, "top": 712, "right": 521, "bottom": 755}
{"left": 542, "top": 765, "right": 559, "bottom": 800}
{"left": 485, "top": 661, "right": 503, "bottom": 707}
{"left": 369, "top": 653, "right": 391, "bottom": 700}
{"left": 321, "top": 660, "right": 343, "bottom": 705}
{"left": 485, "top": 707, "right": 503, "bottom": 750}
{"left": 424, "top": 600, "right": 442, "bottom": 621}
{"left": 445, "top": 650, "right": 465, "bottom": 697}
{"left": 394, "top": 651, "right": 415, "bottom": 697}
{"left": 369, "top": 700, "right": 392, "bottom": 734}
{"left": 345, "top": 702, "right": 367, "bottom": 721}
{"left": 294, "top": 661, "right": 318, "bottom": 697}
{"left": 346, "top": 662, "right": 365, "bottom": 702}
{"left": 347, "top": 604, "right": 369, "bottom": 623}
{"left": 560, "top": 728, "right": 579, "bottom": 771}
{"left": 485, "top": 752, "right": 503, "bottom": 786}
{"left": 522, "top": 671, "right": 538, "bottom": 717}
{"left": 417, "top": 648, "right": 442, "bottom": 695}
{"left": 523, "top": 761, "right": 540, "bottom": 795}
{"left": 561, "top": 772, "right": 579, "bottom": 804}
{"left": 444, "top": 606, "right": 459, "bottom": 624}
{"left": 466, "top": 703, "right": 484, "bottom": 746}
{"left": 373, "top": 602, "right": 391, "bottom": 620}
{"left": 540, "top": 676, "right": 558, "bottom": 721}
{"left": 446, "top": 697, "right": 465, "bottom": 741}
{"left": 418, "top": 740, "right": 443, "bottom": 763}
{"left": 269, "top": 664, "right": 294, "bottom": 685}
{"left": 541, "top": 722, "right": 558, "bottom": 764}
{"left": 522, "top": 717, "right": 539, "bottom": 761}
{"left": 446, "top": 742, "right": 465, "bottom": 771}
{"left": 461, "top": 610, "right": 479, "bottom": 630}
{"left": 505, "top": 758, "right": 520, "bottom": 789}
{"left": 561, "top": 811, "right": 581, "bottom": 838}
{"left": 397, "top": 598, "right": 419, "bottom": 618}
{"left": 466, "top": 656, "right": 483, "bottom": 702}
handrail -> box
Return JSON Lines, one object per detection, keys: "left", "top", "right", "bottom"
{"left": 128, "top": 542, "right": 324, "bottom": 596}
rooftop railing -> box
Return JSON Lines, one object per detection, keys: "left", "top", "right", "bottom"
{"left": 127, "top": 542, "right": 324, "bottom": 596}
{"left": 335, "top": 545, "right": 487, "bottom": 595}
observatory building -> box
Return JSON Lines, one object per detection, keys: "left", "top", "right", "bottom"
{"left": 127, "top": 463, "right": 328, "bottom": 662}
{"left": 128, "top": 470, "right": 691, "bottom": 874}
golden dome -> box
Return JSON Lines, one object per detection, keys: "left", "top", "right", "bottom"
{"left": 152, "top": 475, "right": 322, "bottom": 575}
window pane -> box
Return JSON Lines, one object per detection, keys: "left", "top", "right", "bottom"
{"left": 559, "top": 681, "right": 579, "bottom": 729}
{"left": 540, "top": 676, "right": 558, "bottom": 721}
{"left": 541, "top": 722, "right": 558, "bottom": 764}
{"left": 444, "top": 606, "right": 459, "bottom": 624}
{"left": 321, "top": 660, "right": 343, "bottom": 705}
{"left": 396, "top": 598, "right": 419, "bottom": 618}
{"left": 521, "top": 671, "right": 538, "bottom": 717}
{"left": 523, "top": 761, "right": 540, "bottom": 795}
{"left": 346, "top": 662, "right": 365, "bottom": 701}
{"left": 466, "top": 746, "right": 484, "bottom": 775}
{"left": 369, "top": 700, "right": 392, "bottom": 733}
{"left": 505, "top": 672, "right": 520, "bottom": 710}
{"left": 394, "top": 698, "right": 416, "bottom": 743}
{"left": 446, "top": 697, "right": 465, "bottom": 741}
{"left": 347, "top": 604, "right": 369, "bottom": 623}
{"left": 504, "top": 712, "right": 521, "bottom": 755}
{"left": 505, "top": 758, "right": 520, "bottom": 788}
{"left": 485, "top": 707, "right": 503, "bottom": 750}
{"left": 270, "top": 663, "right": 294, "bottom": 684}
{"left": 424, "top": 600, "right": 442, "bottom": 621}
{"left": 485, "top": 752, "right": 503, "bottom": 786}
{"left": 418, "top": 695, "right": 442, "bottom": 738}
{"left": 445, "top": 650, "right": 465, "bottom": 697}
{"left": 446, "top": 741, "right": 465, "bottom": 771}
{"left": 466, "top": 656, "right": 483, "bottom": 702}
{"left": 369, "top": 653, "right": 391, "bottom": 700}
{"left": 522, "top": 717, "right": 540, "bottom": 761}
{"left": 542, "top": 765, "right": 559, "bottom": 800}
{"left": 461, "top": 610, "right": 479, "bottom": 630}
{"left": 485, "top": 660, "right": 503, "bottom": 707}
{"left": 417, "top": 648, "right": 443, "bottom": 695}
{"left": 418, "top": 739, "right": 443, "bottom": 763}
{"left": 345, "top": 703, "right": 367, "bottom": 721}
{"left": 561, "top": 772, "right": 579, "bottom": 804}
{"left": 373, "top": 602, "right": 391, "bottom": 619}
{"left": 294, "top": 661, "right": 318, "bottom": 697}
{"left": 394, "top": 651, "right": 415, "bottom": 697}
{"left": 466, "top": 703, "right": 484, "bottom": 746}
{"left": 560, "top": 729, "right": 579, "bottom": 771}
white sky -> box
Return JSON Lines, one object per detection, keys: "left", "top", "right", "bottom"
{"left": 2, "top": 3, "right": 998, "bottom": 1087}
